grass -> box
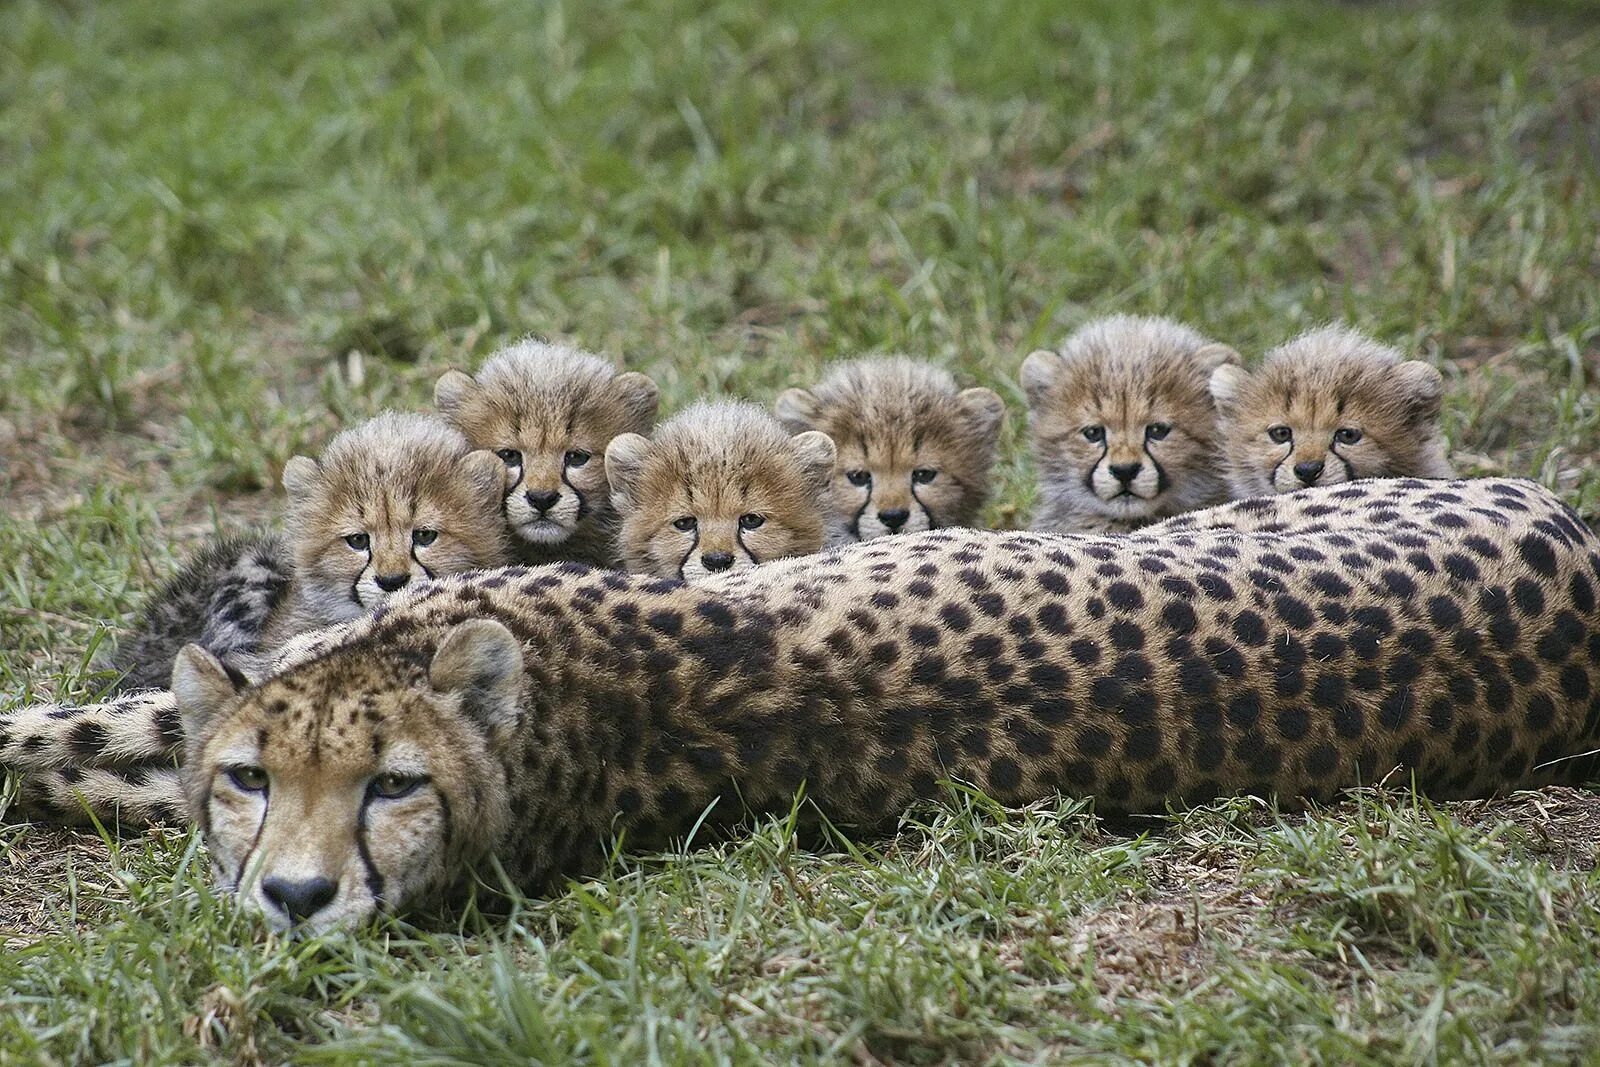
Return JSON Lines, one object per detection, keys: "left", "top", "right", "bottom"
{"left": 1, "top": 0, "right": 1598, "bottom": 1060}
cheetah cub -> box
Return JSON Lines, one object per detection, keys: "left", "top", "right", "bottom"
{"left": 605, "top": 400, "right": 836, "bottom": 582}
{"left": 775, "top": 358, "right": 1004, "bottom": 541}
{"left": 111, "top": 412, "right": 510, "bottom": 690}
{"left": 1022, "top": 315, "right": 1239, "bottom": 535}
{"left": 435, "top": 338, "right": 660, "bottom": 568}
{"left": 1209, "top": 325, "right": 1453, "bottom": 497}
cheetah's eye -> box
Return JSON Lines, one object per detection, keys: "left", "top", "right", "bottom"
{"left": 911, "top": 468, "right": 938, "bottom": 484}
{"left": 672, "top": 516, "right": 698, "bottom": 532}
{"left": 739, "top": 513, "right": 766, "bottom": 530}
{"left": 226, "top": 765, "right": 268, "bottom": 793}
{"left": 412, "top": 529, "right": 438, "bottom": 547}
{"left": 495, "top": 448, "right": 523, "bottom": 466}
{"left": 370, "top": 773, "right": 426, "bottom": 800}
{"left": 1082, "top": 426, "right": 1106, "bottom": 443}
{"left": 1145, "top": 423, "right": 1172, "bottom": 441}
{"left": 1266, "top": 426, "right": 1293, "bottom": 445}
{"left": 564, "top": 449, "right": 591, "bottom": 467}
{"left": 845, "top": 470, "right": 871, "bottom": 487}
{"left": 344, "top": 532, "right": 370, "bottom": 551}
{"left": 1334, "top": 427, "right": 1363, "bottom": 446}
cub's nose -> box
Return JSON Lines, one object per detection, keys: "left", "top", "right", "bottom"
{"left": 877, "top": 508, "right": 910, "bottom": 532}
{"left": 262, "top": 876, "right": 338, "bottom": 922}
{"left": 374, "top": 573, "right": 410, "bottom": 593}
{"left": 1108, "top": 462, "right": 1142, "bottom": 486}
{"left": 526, "top": 489, "right": 561, "bottom": 514}
{"left": 702, "top": 551, "right": 735, "bottom": 572}
{"left": 1293, "top": 460, "right": 1326, "bottom": 485}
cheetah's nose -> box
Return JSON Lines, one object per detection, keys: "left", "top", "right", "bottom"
{"left": 374, "top": 573, "right": 410, "bottom": 592}
{"left": 526, "top": 489, "right": 561, "bottom": 514}
{"left": 1108, "top": 462, "right": 1142, "bottom": 486}
{"left": 262, "top": 876, "right": 338, "bottom": 923}
{"left": 878, "top": 508, "right": 910, "bottom": 532}
{"left": 702, "top": 551, "right": 735, "bottom": 572}
{"left": 1293, "top": 460, "right": 1325, "bottom": 485}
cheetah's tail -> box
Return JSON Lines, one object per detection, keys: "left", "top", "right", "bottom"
{"left": 0, "top": 689, "right": 182, "bottom": 771}
{"left": 8, "top": 764, "right": 188, "bottom": 828}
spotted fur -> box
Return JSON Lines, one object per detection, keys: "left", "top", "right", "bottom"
{"left": 435, "top": 339, "right": 660, "bottom": 567}
{"left": 100, "top": 476, "right": 1599, "bottom": 931}
{"left": 1210, "top": 325, "right": 1454, "bottom": 497}
{"left": 1023, "top": 316, "right": 1239, "bottom": 535}
{"left": 776, "top": 358, "right": 1004, "bottom": 541}
{"left": 605, "top": 401, "right": 837, "bottom": 582}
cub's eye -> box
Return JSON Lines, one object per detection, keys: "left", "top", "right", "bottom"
{"left": 1145, "top": 423, "right": 1172, "bottom": 441}
{"left": 911, "top": 468, "right": 938, "bottom": 484}
{"left": 226, "top": 765, "right": 268, "bottom": 793}
{"left": 343, "top": 533, "right": 370, "bottom": 551}
{"left": 845, "top": 470, "right": 871, "bottom": 487}
{"left": 1082, "top": 426, "right": 1106, "bottom": 443}
{"left": 1334, "top": 427, "right": 1364, "bottom": 446}
{"left": 1266, "top": 426, "right": 1293, "bottom": 445}
{"left": 412, "top": 529, "right": 438, "bottom": 547}
{"left": 739, "top": 513, "right": 766, "bottom": 530}
{"left": 672, "top": 516, "right": 698, "bottom": 532}
{"left": 495, "top": 448, "right": 523, "bottom": 466}
{"left": 369, "top": 773, "right": 426, "bottom": 800}
{"left": 564, "top": 449, "right": 591, "bottom": 467}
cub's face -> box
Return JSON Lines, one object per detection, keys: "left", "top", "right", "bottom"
{"left": 1209, "top": 344, "right": 1448, "bottom": 496}
{"left": 174, "top": 621, "right": 525, "bottom": 932}
{"left": 283, "top": 449, "right": 509, "bottom": 622}
{"left": 436, "top": 368, "right": 659, "bottom": 547}
{"left": 1022, "top": 342, "right": 1237, "bottom": 524}
{"left": 776, "top": 385, "right": 1004, "bottom": 542}
{"left": 605, "top": 430, "right": 835, "bottom": 582}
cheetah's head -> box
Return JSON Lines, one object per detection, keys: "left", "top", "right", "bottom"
{"left": 1209, "top": 325, "right": 1451, "bottom": 497}
{"left": 174, "top": 620, "right": 526, "bottom": 932}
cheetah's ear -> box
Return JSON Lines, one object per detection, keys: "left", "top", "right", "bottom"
{"left": 429, "top": 620, "right": 525, "bottom": 738}
{"left": 433, "top": 369, "right": 479, "bottom": 417}
{"left": 1019, "top": 350, "right": 1064, "bottom": 409}
{"left": 172, "top": 644, "right": 248, "bottom": 745}
{"left": 460, "top": 449, "right": 510, "bottom": 502}
{"left": 1192, "top": 342, "right": 1242, "bottom": 374}
{"left": 1392, "top": 361, "right": 1444, "bottom": 424}
{"left": 956, "top": 387, "right": 1006, "bottom": 442}
{"left": 611, "top": 371, "right": 661, "bottom": 433}
{"left": 603, "top": 432, "right": 652, "bottom": 514}
{"left": 790, "top": 430, "right": 838, "bottom": 494}
{"left": 281, "top": 456, "right": 322, "bottom": 500}
{"left": 774, "top": 388, "right": 821, "bottom": 433}
{"left": 1208, "top": 364, "right": 1251, "bottom": 415}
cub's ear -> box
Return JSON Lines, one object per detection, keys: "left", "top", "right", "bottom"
{"left": 790, "top": 430, "right": 838, "bottom": 493}
{"left": 433, "top": 369, "right": 479, "bottom": 417}
{"left": 461, "top": 449, "right": 511, "bottom": 501}
{"left": 1392, "top": 360, "right": 1444, "bottom": 423}
{"left": 1208, "top": 363, "right": 1251, "bottom": 414}
{"left": 1192, "top": 342, "right": 1242, "bottom": 374}
{"left": 172, "top": 644, "right": 249, "bottom": 744}
{"left": 281, "top": 456, "right": 322, "bottom": 500}
{"left": 429, "top": 620, "right": 525, "bottom": 736}
{"left": 603, "top": 432, "right": 652, "bottom": 513}
{"left": 956, "top": 387, "right": 1006, "bottom": 443}
{"left": 774, "top": 387, "right": 821, "bottom": 433}
{"left": 1019, "top": 350, "right": 1064, "bottom": 408}
{"left": 611, "top": 371, "right": 661, "bottom": 432}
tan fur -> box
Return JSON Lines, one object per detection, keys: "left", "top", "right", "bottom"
{"left": 776, "top": 357, "right": 1004, "bottom": 541}
{"left": 435, "top": 339, "right": 659, "bottom": 567}
{"left": 133, "top": 476, "right": 1600, "bottom": 931}
{"left": 1209, "top": 325, "right": 1453, "bottom": 498}
{"left": 606, "top": 401, "right": 836, "bottom": 582}
{"left": 1022, "top": 316, "right": 1239, "bottom": 535}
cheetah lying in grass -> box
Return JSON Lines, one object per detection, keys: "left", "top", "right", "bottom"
{"left": 3, "top": 477, "right": 1597, "bottom": 931}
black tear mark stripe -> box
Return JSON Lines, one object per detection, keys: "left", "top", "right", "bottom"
{"left": 356, "top": 795, "right": 387, "bottom": 905}
{"left": 734, "top": 527, "right": 761, "bottom": 565}
{"left": 410, "top": 546, "right": 436, "bottom": 579}
{"left": 1329, "top": 443, "right": 1356, "bottom": 481}
{"left": 909, "top": 484, "right": 938, "bottom": 530}
{"left": 849, "top": 480, "right": 874, "bottom": 539}
{"left": 676, "top": 526, "right": 702, "bottom": 579}
{"left": 350, "top": 544, "right": 373, "bottom": 605}
{"left": 234, "top": 791, "right": 269, "bottom": 889}
{"left": 1140, "top": 440, "right": 1169, "bottom": 494}
{"left": 561, "top": 468, "right": 590, "bottom": 522}
{"left": 1083, "top": 440, "right": 1108, "bottom": 492}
